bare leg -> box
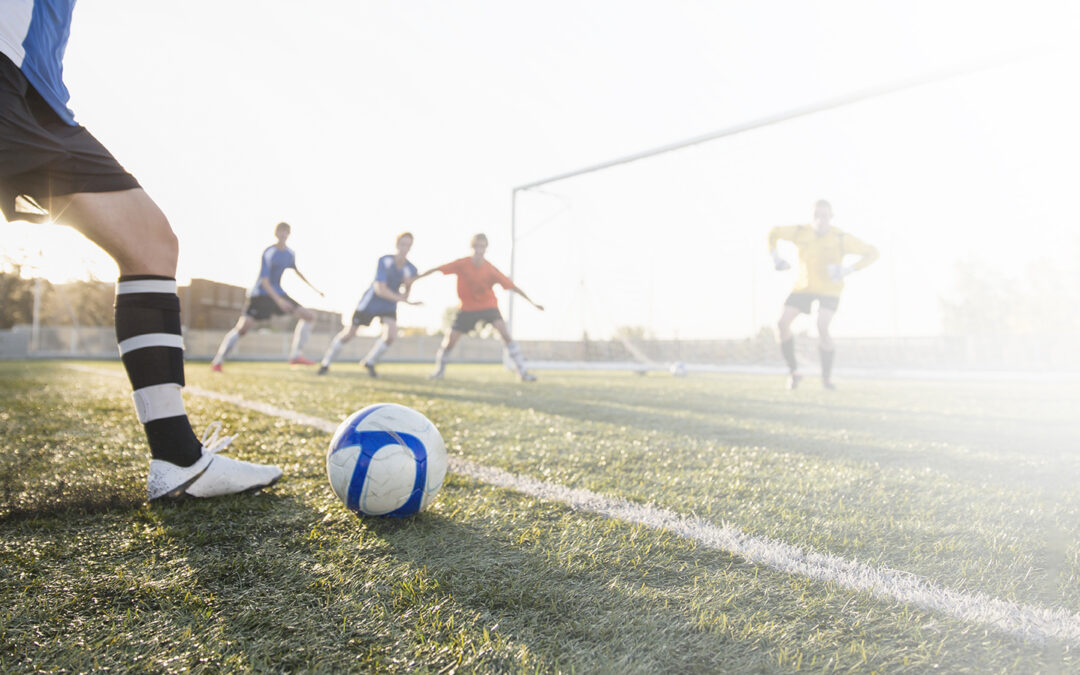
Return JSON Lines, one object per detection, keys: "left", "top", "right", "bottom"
{"left": 213, "top": 314, "right": 255, "bottom": 367}
{"left": 320, "top": 324, "right": 358, "bottom": 371}
{"left": 431, "top": 329, "right": 463, "bottom": 379}
{"left": 777, "top": 304, "right": 801, "bottom": 384}
{"left": 492, "top": 318, "right": 533, "bottom": 379}
{"left": 817, "top": 307, "right": 837, "bottom": 388}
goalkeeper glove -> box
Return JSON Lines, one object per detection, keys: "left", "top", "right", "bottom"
{"left": 827, "top": 264, "right": 856, "bottom": 281}
{"left": 771, "top": 249, "right": 790, "bottom": 271}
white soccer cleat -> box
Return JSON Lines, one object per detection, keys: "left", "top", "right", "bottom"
{"left": 147, "top": 422, "right": 282, "bottom": 500}
{"left": 520, "top": 371, "right": 537, "bottom": 382}
{"left": 428, "top": 367, "right": 445, "bottom": 380}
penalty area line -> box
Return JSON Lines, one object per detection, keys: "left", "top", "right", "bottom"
{"left": 67, "top": 364, "right": 1080, "bottom": 647}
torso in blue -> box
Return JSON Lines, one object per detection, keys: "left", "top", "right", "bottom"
{"left": 250, "top": 245, "right": 296, "bottom": 297}
{"left": 356, "top": 255, "right": 417, "bottom": 315}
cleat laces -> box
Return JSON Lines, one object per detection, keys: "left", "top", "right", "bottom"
{"left": 200, "top": 421, "right": 236, "bottom": 454}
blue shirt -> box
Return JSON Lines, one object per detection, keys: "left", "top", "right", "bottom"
{"left": 0, "top": 0, "right": 78, "bottom": 125}
{"left": 356, "top": 255, "right": 417, "bottom": 315}
{"left": 250, "top": 245, "right": 296, "bottom": 297}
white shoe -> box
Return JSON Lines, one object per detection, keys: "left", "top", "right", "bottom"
{"left": 147, "top": 422, "right": 283, "bottom": 500}
{"left": 520, "top": 371, "right": 537, "bottom": 382}
{"left": 428, "top": 368, "right": 445, "bottom": 380}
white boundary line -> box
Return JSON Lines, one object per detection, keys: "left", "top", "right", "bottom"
{"left": 68, "top": 364, "right": 1080, "bottom": 647}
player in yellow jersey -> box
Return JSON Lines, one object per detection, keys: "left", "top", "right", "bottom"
{"left": 768, "top": 200, "right": 878, "bottom": 389}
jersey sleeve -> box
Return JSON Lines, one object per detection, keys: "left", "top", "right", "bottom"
{"left": 438, "top": 258, "right": 464, "bottom": 275}
{"left": 287, "top": 250, "right": 297, "bottom": 270}
{"left": 767, "top": 225, "right": 801, "bottom": 251}
{"left": 374, "top": 256, "right": 392, "bottom": 283}
{"left": 258, "top": 248, "right": 273, "bottom": 279}
{"left": 404, "top": 262, "right": 418, "bottom": 280}
{"left": 842, "top": 233, "right": 880, "bottom": 270}
{"left": 489, "top": 264, "right": 515, "bottom": 290}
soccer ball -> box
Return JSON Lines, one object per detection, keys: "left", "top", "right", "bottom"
{"left": 669, "top": 361, "right": 688, "bottom": 377}
{"left": 326, "top": 403, "right": 447, "bottom": 517}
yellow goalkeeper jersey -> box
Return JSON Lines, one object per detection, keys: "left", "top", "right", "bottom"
{"left": 768, "top": 225, "right": 878, "bottom": 296}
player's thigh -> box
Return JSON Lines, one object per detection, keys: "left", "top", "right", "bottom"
{"left": 490, "top": 318, "right": 513, "bottom": 342}
{"left": 817, "top": 306, "right": 837, "bottom": 334}
{"left": 50, "top": 188, "right": 178, "bottom": 276}
{"left": 383, "top": 318, "right": 398, "bottom": 342}
{"left": 294, "top": 305, "right": 316, "bottom": 322}
{"left": 778, "top": 304, "right": 801, "bottom": 329}
{"left": 443, "top": 330, "right": 463, "bottom": 349}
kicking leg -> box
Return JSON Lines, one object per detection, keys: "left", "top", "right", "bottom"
{"left": 493, "top": 319, "right": 534, "bottom": 381}
{"left": 431, "top": 329, "right": 462, "bottom": 379}
{"left": 289, "top": 306, "right": 316, "bottom": 364}
{"left": 212, "top": 314, "right": 254, "bottom": 371}
{"left": 817, "top": 307, "right": 837, "bottom": 389}
{"left": 319, "top": 324, "right": 357, "bottom": 374}
{"left": 50, "top": 189, "right": 280, "bottom": 499}
{"left": 777, "top": 304, "right": 801, "bottom": 389}
{"left": 361, "top": 319, "right": 396, "bottom": 378}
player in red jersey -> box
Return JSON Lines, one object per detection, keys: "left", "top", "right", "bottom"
{"left": 413, "top": 233, "right": 544, "bottom": 381}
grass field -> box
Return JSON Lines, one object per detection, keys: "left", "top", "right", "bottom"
{"left": 2, "top": 360, "right": 1079, "bottom": 672}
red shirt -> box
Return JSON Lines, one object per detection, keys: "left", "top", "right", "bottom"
{"left": 438, "top": 257, "right": 515, "bottom": 312}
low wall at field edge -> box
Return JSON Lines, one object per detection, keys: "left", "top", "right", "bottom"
{"left": 1, "top": 325, "right": 1078, "bottom": 373}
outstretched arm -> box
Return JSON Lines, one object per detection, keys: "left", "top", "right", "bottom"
{"left": 292, "top": 268, "right": 324, "bottom": 297}
{"left": 829, "top": 234, "right": 879, "bottom": 280}
{"left": 373, "top": 281, "right": 420, "bottom": 305}
{"left": 767, "top": 226, "right": 800, "bottom": 271}
{"left": 511, "top": 285, "right": 544, "bottom": 311}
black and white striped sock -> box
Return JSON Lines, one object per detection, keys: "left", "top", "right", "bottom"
{"left": 115, "top": 275, "right": 203, "bottom": 467}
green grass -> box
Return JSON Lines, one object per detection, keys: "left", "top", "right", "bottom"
{"left": 2, "top": 360, "right": 1078, "bottom": 672}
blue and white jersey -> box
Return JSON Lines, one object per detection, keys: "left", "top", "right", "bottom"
{"left": 250, "top": 245, "right": 297, "bottom": 298}
{"left": 356, "top": 255, "right": 417, "bottom": 315}
{"left": 1, "top": 0, "right": 78, "bottom": 125}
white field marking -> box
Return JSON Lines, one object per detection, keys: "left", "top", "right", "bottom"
{"left": 67, "top": 364, "right": 1080, "bottom": 646}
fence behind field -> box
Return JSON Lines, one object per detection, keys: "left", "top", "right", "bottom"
{"left": 1, "top": 325, "right": 1077, "bottom": 375}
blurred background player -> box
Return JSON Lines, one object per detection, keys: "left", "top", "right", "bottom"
{"left": 414, "top": 233, "right": 544, "bottom": 381}
{"left": 211, "top": 221, "right": 323, "bottom": 371}
{"left": 1, "top": 1, "right": 281, "bottom": 499}
{"left": 769, "top": 200, "right": 878, "bottom": 389}
{"left": 318, "top": 232, "right": 420, "bottom": 377}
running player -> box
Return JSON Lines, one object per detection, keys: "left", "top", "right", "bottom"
{"left": 769, "top": 200, "right": 878, "bottom": 389}
{"left": 413, "top": 233, "right": 543, "bottom": 381}
{"left": 318, "top": 232, "right": 420, "bottom": 377}
{"left": 1, "top": 1, "right": 281, "bottom": 499}
{"left": 210, "top": 221, "right": 324, "bottom": 371}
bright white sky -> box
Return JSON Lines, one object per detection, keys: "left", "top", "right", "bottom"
{"left": 3, "top": 1, "right": 1077, "bottom": 339}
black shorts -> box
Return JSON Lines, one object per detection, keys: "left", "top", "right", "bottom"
{"left": 244, "top": 294, "right": 297, "bottom": 320}
{"left": 351, "top": 309, "right": 396, "bottom": 327}
{"left": 0, "top": 54, "right": 139, "bottom": 223}
{"left": 452, "top": 308, "right": 502, "bottom": 333}
{"left": 785, "top": 292, "right": 840, "bottom": 314}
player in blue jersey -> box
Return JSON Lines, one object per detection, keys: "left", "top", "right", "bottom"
{"left": 211, "top": 221, "right": 324, "bottom": 371}
{"left": 318, "top": 232, "right": 421, "bottom": 377}
{"left": 1, "top": 1, "right": 281, "bottom": 499}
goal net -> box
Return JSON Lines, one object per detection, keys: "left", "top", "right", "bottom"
{"left": 508, "top": 56, "right": 1080, "bottom": 374}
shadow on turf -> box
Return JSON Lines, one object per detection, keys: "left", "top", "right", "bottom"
{"left": 383, "top": 375, "right": 1080, "bottom": 491}
{"left": 0, "top": 481, "right": 144, "bottom": 524}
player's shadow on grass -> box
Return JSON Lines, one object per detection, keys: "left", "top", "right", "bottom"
{"left": 390, "top": 376, "right": 1080, "bottom": 489}
{"left": 0, "top": 479, "right": 145, "bottom": 524}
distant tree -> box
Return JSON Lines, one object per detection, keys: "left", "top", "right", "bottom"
{"left": 939, "top": 257, "right": 1079, "bottom": 335}
{"left": 613, "top": 325, "right": 650, "bottom": 340}
{"left": 40, "top": 280, "right": 114, "bottom": 327}
{"left": 0, "top": 265, "right": 39, "bottom": 329}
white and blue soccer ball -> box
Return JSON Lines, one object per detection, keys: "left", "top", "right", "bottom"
{"left": 327, "top": 403, "right": 447, "bottom": 517}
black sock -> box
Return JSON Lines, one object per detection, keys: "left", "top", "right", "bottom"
{"left": 115, "top": 275, "right": 203, "bottom": 467}
{"left": 780, "top": 338, "right": 797, "bottom": 373}
{"left": 820, "top": 348, "right": 835, "bottom": 382}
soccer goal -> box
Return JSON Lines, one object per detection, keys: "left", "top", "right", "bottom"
{"left": 507, "top": 54, "right": 1080, "bottom": 375}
